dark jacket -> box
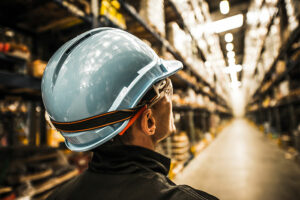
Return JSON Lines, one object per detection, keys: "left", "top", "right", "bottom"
{"left": 47, "top": 145, "right": 218, "bottom": 200}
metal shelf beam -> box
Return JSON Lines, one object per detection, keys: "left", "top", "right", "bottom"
{"left": 0, "top": 72, "right": 41, "bottom": 91}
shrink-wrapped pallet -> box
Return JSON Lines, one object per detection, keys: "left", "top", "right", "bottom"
{"left": 190, "top": 0, "right": 205, "bottom": 23}
{"left": 139, "top": 0, "right": 165, "bottom": 37}
{"left": 167, "top": 22, "right": 192, "bottom": 59}
{"left": 171, "top": 131, "right": 190, "bottom": 162}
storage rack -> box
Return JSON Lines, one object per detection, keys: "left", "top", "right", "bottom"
{"left": 0, "top": 1, "right": 233, "bottom": 196}
{"left": 246, "top": 0, "right": 300, "bottom": 152}
{"left": 0, "top": 0, "right": 232, "bottom": 149}
{"left": 0, "top": 0, "right": 231, "bottom": 146}
{"left": 118, "top": 0, "right": 216, "bottom": 95}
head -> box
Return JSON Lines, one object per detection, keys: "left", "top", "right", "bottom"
{"left": 42, "top": 28, "right": 183, "bottom": 152}
{"left": 111, "top": 78, "right": 176, "bottom": 150}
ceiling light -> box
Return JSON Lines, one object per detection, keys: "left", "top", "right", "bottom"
{"left": 220, "top": 0, "right": 230, "bottom": 15}
{"left": 234, "top": 64, "right": 243, "bottom": 72}
{"left": 228, "top": 57, "right": 235, "bottom": 63}
{"left": 203, "top": 14, "right": 244, "bottom": 33}
{"left": 225, "top": 33, "right": 233, "bottom": 42}
{"left": 227, "top": 51, "right": 235, "bottom": 58}
{"left": 224, "top": 64, "right": 242, "bottom": 74}
{"left": 226, "top": 43, "right": 234, "bottom": 51}
{"left": 228, "top": 59, "right": 235, "bottom": 65}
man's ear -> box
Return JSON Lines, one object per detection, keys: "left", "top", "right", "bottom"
{"left": 140, "top": 109, "right": 156, "bottom": 136}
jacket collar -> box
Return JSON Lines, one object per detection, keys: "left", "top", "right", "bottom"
{"left": 88, "top": 145, "right": 170, "bottom": 176}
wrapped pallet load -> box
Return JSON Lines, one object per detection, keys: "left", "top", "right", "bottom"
{"left": 167, "top": 22, "right": 192, "bottom": 59}
{"left": 171, "top": 131, "right": 190, "bottom": 162}
{"left": 139, "top": 0, "right": 165, "bottom": 37}
{"left": 190, "top": 0, "right": 205, "bottom": 24}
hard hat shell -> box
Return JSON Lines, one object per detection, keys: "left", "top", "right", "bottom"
{"left": 41, "top": 27, "right": 183, "bottom": 152}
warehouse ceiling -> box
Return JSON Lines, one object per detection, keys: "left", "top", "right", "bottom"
{"left": 206, "top": 0, "right": 252, "bottom": 116}
{"left": 207, "top": 0, "right": 250, "bottom": 79}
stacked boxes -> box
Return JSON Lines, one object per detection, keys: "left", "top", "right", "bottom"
{"left": 285, "top": 0, "right": 299, "bottom": 32}
{"left": 100, "top": 0, "right": 126, "bottom": 29}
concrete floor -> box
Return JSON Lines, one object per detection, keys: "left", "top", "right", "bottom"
{"left": 174, "top": 119, "right": 300, "bottom": 200}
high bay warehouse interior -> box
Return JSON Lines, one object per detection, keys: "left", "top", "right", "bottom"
{"left": 0, "top": 0, "right": 299, "bottom": 199}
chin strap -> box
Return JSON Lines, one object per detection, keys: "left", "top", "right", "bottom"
{"left": 50, "top": 105, "right": 147, "bottom": 133}
{"left": 118, "top": 105, "right": 147, "bottom": 135}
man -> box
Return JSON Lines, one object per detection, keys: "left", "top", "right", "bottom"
{"left": 42, "top": 28, "right": 218, "bottom": 200}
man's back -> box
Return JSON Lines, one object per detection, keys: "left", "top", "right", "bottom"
{"left": 47, "top": 145, "right": 218, "bottom": 200}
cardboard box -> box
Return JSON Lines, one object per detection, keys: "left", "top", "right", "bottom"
{"left": 29, "top": 60, "right": 47, "bottom": 78}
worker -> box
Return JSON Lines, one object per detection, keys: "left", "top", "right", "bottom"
{"left": 42, "top": 28, "right": 218, "bottom": 200}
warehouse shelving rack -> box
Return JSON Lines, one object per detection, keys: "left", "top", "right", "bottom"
{"left": 0, "top": 0, "right": 232, "bottom": 156}
{"left": 251, "top": 26, "right": 300, "bottom": 103}
{"left": 118, "top": 0, "right": 229, "bottom": 108}
{"left": 0, "top": 0, "right": 232, "bottom": 160}
{"left": 0, "top": 53, "right": 41, "bottom": 94}
{"left": 0, "top": 1, "right": 231, "bottom": 103}
{"left": 247, "top": 25, "right": 300, "bottom": 106}
{"left": 165, "top": 0, "right": 207, "bottom": 61}
{"left": 0, "top": 0, "right": 229, "bottom": 109}
{"left": 164, "top": 0, "right": 229, "bottom": 110}
{"left": 246, "top": 2, "right": 300, "bottom": 153}
{"left": 0, "top": 0, "right": 102, "bottom": 149}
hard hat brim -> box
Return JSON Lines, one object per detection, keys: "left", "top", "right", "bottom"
{"left": 160, "top": 59, "right": 183, "bottom": 77}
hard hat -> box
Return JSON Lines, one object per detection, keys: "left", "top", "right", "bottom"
{"left": 41, "top": 27, "right": 183, "bottom": 152}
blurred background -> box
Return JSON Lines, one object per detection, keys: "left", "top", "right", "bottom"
{"left": 0, "top": 0, "right": 299, "bottom": 199}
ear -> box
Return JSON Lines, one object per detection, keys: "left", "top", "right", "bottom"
{"left": 140, "top": 109, "right": 156, "bottom": 136}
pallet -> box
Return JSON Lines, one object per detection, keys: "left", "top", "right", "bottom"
{"left": 0, "top": 187, "right": 12, "bottom": 195}
{"left": 19, "top": 169, "right": 53, "bottom": 183}
{"left": 20, "top": 168, "right": 79, "bottom": 198}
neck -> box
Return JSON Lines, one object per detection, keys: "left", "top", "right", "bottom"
{"left": 128, "top": 129, "right": 156, "bottom": 151}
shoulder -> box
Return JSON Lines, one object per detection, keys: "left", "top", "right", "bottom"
{"left": 143, "top": 173, "right": 218, "bottom": 200}
{"left": 46, "top": 173, "right": 85, "bottom": 200}
{"left": 175, "top": 185, "right": 219, "bottom": 200}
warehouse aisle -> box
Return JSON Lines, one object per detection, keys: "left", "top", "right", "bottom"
{"left": 174, "top": 119, "right": 300, "bottom": 200}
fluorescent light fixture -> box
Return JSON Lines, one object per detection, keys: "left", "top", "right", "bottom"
{"left": 224, "top": 67, "right": 231, "bottom": 74}
{"left": 228, "top": 57, "right": 235, "bottom": 64}
{"left": 226, "top": 43, "right": 234, "bottom": 51}
{"left": 225, "top": 33, "right": 233, "bottom": 42}
{"left": 220, "top": 0, "right": 230, "bottom": 14}
{"left": 227, "top": 51, "right": 235, "bottom": 58}
{"left": 224, "top": 65, "right": 242, "bottom": 74}
{"left": 234, "top": 64, "right": 242, "bottom": 72}
{"left": 205, "top": 14, "right": 243, "bottom": 33}
{"left": 228, "top": 60, "right": 235, "bottom": 66}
